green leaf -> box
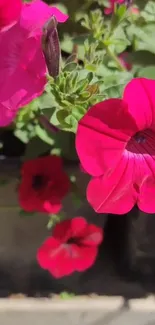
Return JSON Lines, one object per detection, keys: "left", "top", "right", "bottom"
{"left": 14, "top": 129, "right": 29, "bottom": 144}
{"left": 63, "top": 62, "right": 78, "bottom": 72}
{"left": 128, "top": 51, "right": 155, "bottom": 66}
{"left": 39, "top": 92, "right": 56, "bottom": 110}
{"left": 141, "top": 1, "right": 155, "bottom": 22}
{"left": 74, "top": 78, "right": 89, "bottom": 93}
{"left": 72, "top": 105, "right": 86, "bottom": 120}
{"left": 56, "top": 110, "right": 70, "bottom": 127}
{"left": 35, "top": 125, "right": 54, "bottom": 146}
{"left": 134, "top": 0, "right": 148, "bottom": 9}
{"left": 137, "top": 66, "right": 155, "bottom": 79}
{"left": 101, "top": 71, "right": 133, "bottom": 98}
{"left": 109, "top": 26, "right": 130, "bottom": 54}
{"left": 85, "top": 64, "right": 97, "bottom": 72}
{"left": 61, "top": 34, "right": 84, "bottom": 60}
{"left": 47, "top": 214, "right": 64, "bottom": 230}
{"left": 16, "top": 99, "right": 39, "bottom": 125}
{"left": 127, "top": 24, "right": 155, "bottom": 54}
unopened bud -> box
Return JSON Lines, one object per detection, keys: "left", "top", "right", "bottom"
{"left": 42, "top": 16, "right": 60, "bottom": 78}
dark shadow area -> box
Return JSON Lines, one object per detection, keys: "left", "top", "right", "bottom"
{"left": 0, "top": 131, "right": 155, "bottom": 298}
{"left": 26, "top": 211, "right": 155, "bottom": 298}
{"left": 0, "top": 202, "right": 154, "bottom": 298}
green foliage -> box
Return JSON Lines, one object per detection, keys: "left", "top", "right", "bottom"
{"left": 13, "top": 0, "right": 155, "bottom": 163}
{"left": 46, "top": 65, "right": 104, "bottom": 133}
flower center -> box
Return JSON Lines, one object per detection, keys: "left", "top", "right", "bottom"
{"left": 67, "top": 237, "right": 77, "bottom": 244}
{"left": 133, "top": 132, "right": 146, "bottom": 144}
{"left": 125, "top": 129, "right": 155, "bottom": 155}
{"left": 32, "top": 174, "right": 46, "bottom": 190}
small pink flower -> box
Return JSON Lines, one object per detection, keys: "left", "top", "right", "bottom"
{"left": 0, "top": 0, "right": 68, "bottom": 126}
{"left": 37, "top": 217, "right": 103, "bottom": 278}
{"left": 119, "top": 52, "right": 132, "bottom": 71}
{"left": 76, "top": 78, "right": 155, "bottom": 215}
{"left": 104, "top": 0, "right": 124, "bottom": 15}
{"left": 130, "top": 6, "right": 140, "bottom": 15}
{"left": 0, "top": 0, "right": 22, "bottom": 31}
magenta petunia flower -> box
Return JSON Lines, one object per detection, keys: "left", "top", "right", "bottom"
{"left": 37, "top": 217, "right": 103, "bottom": 278}
{"left": 0, "top": 0, "right": 68, "bottom": 126}
{"left": 76, "top": 78, "right": 155, "bottom": 214}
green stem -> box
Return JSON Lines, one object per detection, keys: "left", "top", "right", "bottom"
{"left": 106, "top": 46, "right": 126, "bottom": 72}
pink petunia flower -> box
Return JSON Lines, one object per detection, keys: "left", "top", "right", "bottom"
{"left": 0, "top": 0, "right": 68, "bottom": 126}
{"left": 0, "top": 0, "right": 22, "bottom": 31}
{"left": 104, "top": 0, "right": 125, "bottom": 15}
{"left": 76, "top": 78, "right": 155, "bottom": 215}
{"left": 37, "top": 217, "right": 103, "bottom": 278}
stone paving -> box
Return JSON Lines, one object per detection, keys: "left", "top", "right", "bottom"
{"left": 0, "top": 297, "right": 155, "bottom": 325}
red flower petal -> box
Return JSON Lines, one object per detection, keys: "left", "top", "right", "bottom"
{"left": 53, "top": 217, "right": 87, "bottom": 242}
{"left": 37, "top": 237, "right": 61, "bottom": 269}
{"left": 19, "top": 155, "right": 70, "bottom": 214}
{"left": 21, "top": 156, "right": 63, "bottom": 176}
{"left": 80, "top": 224, "right": 103, "bottom": 246}
{"left": 52, "top": 219, "right": 72, "bottom": 242}
{"left": 73, "top": 245, "right": 98, "bottom": 272}
{"left": 70, "top": 217, "right": 88, "bottom": 237}
{"left": 76, "top": 99, "right": 137, "bottom": 177}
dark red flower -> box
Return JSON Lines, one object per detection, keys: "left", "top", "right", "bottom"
{"left": 19, "top": 155, "right": 70, "bottom": 214}
{"left": 37, "top": 217, "right": 103, "bottom": 278}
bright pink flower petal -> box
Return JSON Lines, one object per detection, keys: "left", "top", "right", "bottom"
{"left": 87, "top": 154, "right": 137, "bottom": 214}
{"left": 0, "top": 0, "right": 22, "bottom": 31}
{"left": 138, "top": 177, "right": 155, "bottom": 213}
{"left": 21, "top": 0, "right": 68, "bottom": 33}
{"left": 0, "top": 0, "right": 68, "bottom": 126}
{"left": 76, "top": 99, "right": 137, "bottom": 177}
{"left": 0, "top": 66, "right": 46, "bottom": 126}
{"left": 123, "top": 78, "right": 155, "bottom": 131}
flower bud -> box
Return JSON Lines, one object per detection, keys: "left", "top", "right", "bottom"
{"left": 42, "top": 16, "right": 60, "bottom": 78}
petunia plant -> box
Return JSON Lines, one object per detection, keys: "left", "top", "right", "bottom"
{"left": 1, "top": 0, "right": 155, "bottom": 278}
